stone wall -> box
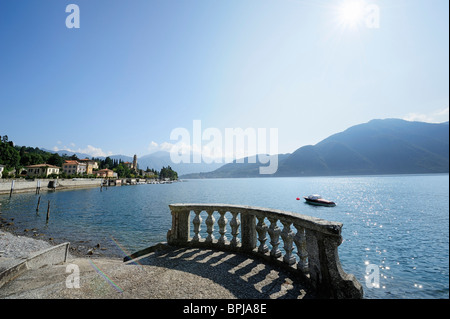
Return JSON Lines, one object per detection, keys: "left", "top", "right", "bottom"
{"left": 0, "top": 179, "right": 102, "bottom": 195}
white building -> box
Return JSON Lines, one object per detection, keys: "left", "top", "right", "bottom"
{"left": 62, "top": 160, "right": 87, "bottom": 175}
{"left": 78, "top": 159, "right": 99, "bottom": 175}
{"left": 26, "top": 164, "right": 60, "bottom": 177}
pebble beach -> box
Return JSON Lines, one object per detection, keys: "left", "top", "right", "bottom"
{"left": 0, "top": 230, "right": 52, "bottom": 260}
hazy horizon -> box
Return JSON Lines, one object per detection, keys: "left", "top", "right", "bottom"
{"left": 1, "top": 0, "right": 448, "bottom": 159}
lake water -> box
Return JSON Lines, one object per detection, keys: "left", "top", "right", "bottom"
{"left": 0, "top": 174, "right": 448, "bottom": 299}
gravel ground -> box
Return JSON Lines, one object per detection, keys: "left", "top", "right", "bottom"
{"left": 0, "top": 230, "right": 53, "bottom": 260}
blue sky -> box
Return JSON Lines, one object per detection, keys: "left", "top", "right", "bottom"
{"left": 0, "top": 0, "right": 448, "bottom": 158}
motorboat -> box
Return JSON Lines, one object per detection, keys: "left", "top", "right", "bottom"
{"left": 303, "top": 194, "right": 336, "bottom": 207}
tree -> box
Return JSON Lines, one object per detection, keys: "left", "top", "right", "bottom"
{"left": 104, "top": 156, "right": 113, "bottom": 169}
{"left": 113, "top": 163, "right": 132, "bottom": 178}
{"left": 20, "top": 153, "right": 32, "bottom": 166}
{"left": 159, "top": 165, "right": 178, "bottom": 180}
{"left": 0, "top": 138, "right": 20, "bottom": 169}
{"left": 48, "top": 153, "right": 63, "bottom": 167}
{"left": 29, "top": 153, "right": 44, "bottom": 165}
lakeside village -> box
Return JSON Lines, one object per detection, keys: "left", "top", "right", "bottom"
{"left": 0, "top": 135, "right": 178, "bottom": 185}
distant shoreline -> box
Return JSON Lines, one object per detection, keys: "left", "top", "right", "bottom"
{"left": 0, "top": 178, "right": 180, "bottom": 196}
{"left": 0, "top": 178, "right": 101, "bottom": 196}
{"left": 181, "top": 171, "right": 450, "bottom": 179}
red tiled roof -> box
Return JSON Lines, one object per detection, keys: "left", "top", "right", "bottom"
{"left": 64, "top": 160, "right": 79, "bottom": 164}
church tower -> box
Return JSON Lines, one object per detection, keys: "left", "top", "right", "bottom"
{"left": 132, "top": 154, "right": 138, "bottom": 172}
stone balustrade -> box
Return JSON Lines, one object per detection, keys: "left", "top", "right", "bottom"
{"left": 167, "top": 203, "right": 363, "bottom": 299}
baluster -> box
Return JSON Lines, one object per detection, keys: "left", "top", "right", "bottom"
{"left": 268, "top": 217, "right": 281, "bottom": 258}
{"left": 281, "top": 221, "right": 296, "bottom": 265}
{"left": 255, "top": 216, "right": 269, "bottom": 254}
{"left": 229, "top": 211, "right": 240, "bottom": 248}
{"left": 192, "top": 209, "right": 202, "bottom": 242}
{"left": 294, "top": 224, "right": 308, "bottom": 272}
{"left": 167, "top": 206, "right": 190, "bottom": 244}
{"left": 205, "top": 209, "right": 215, "bottom": 243}
{"left": 217, "top": 210, "right": 228, "bottom": 246}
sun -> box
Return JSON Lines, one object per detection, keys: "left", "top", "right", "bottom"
{"left": 337, "top": 0, "right": 367, "bottom": 29}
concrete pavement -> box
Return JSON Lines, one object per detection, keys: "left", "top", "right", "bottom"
{"left": 0, "top": 244, "right": 314, "bottom": 299}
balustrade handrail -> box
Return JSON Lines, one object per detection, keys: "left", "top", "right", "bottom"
{"left": 169, "top": 203, "right": 343, "bottom": 236}
{"left": 167, "top": 203, "right": 363, "bottom": 299}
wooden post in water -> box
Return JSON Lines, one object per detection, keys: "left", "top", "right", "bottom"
{"left": 46, "top": 200, "right": 50, "bottom": 223}
{"left": 36, "top": 180, "right": 41, "bottom": 194}
{"left": 9, "top": 180, "right": 15, "bottom": 198}
{"left": 36, "top": 196, "right": 41, "bottom": 213}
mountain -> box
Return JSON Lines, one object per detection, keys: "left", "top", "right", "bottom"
{"left": 277, "top": 119, "right": 449, "bottom": 176}
{"left": 40, "top": 148, "right": 223, "bottom": 175}
{"left": 138, "top": 151, "right": 224, "bottom": 175}
{"left": 181, "top": 154, "right": 291, "bottom": 178}
{"left": 40, "top": 148, "right": 133, "bottom": 162}
{"left": 40, "top": 148, "right": 94, "bottom": 160}
{"left": 183, "top": 119, "right": 449, "bottom": 178}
